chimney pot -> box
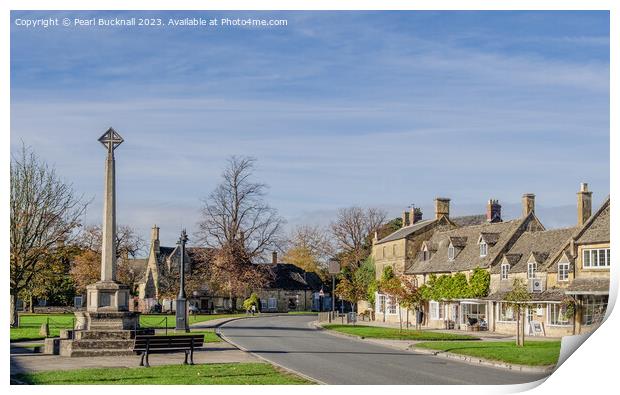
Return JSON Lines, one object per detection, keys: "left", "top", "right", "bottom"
{"left": 486, "top": 199, "right": 502, "bottom": 222}
{"left": 272, "top": 251, "right": 278, "bottom": 264}
{"left": 402, "top": 210, "right": 408, "bottom": 228}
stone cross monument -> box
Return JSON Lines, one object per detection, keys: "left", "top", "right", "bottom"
{"left": 85, "top": 127, "right": 132, "bottom": 313}
{"left": 57, "top": 128, "right": 143, "bottom": 357}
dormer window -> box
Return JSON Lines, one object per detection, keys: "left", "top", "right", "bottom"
{"left": 448, "top": 244, "right": 455, "bottom": 261}
{"left": 422, "top": 246, "right": 429, "bottom": 261}
{"left": 479, "top": 242, "right": 488, "bottom": 257}
{"left": 501, "top": 263, "right": 510, "bottom": 280}
{"left": 527, "top": 262, "right": 537, "bottom": 279}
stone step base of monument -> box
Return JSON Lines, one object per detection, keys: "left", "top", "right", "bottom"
{"left": 59, "top": 339, "right": 135, "bottom": 357}
{"left": 74, "top": 330, "right": 136, "bottom": 340}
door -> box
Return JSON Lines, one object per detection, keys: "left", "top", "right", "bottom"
{"left": 526, "top": 306, "right": 535, "bottom": 335}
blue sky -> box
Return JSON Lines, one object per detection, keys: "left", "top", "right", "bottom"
{"left": 10, "top": 11, "right": 610, "bottom": 250}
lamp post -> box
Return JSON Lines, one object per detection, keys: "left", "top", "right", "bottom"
{"left": 175, "top": 229, "right": 189, "bottom": 332}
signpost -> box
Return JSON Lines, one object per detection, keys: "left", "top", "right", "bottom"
{"left": 328, "top": 260, "right": 340, "bottom": 322}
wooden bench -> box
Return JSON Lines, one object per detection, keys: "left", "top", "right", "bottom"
{"left": 133, "top": 334, "right": 204, "bottom": 367}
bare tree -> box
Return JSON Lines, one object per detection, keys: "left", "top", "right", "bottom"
{"left": 196, "top": 156, "right": 285, "bottom": 305}
{"left": 330, "top": 207, "right": 387, "bottom": 268}
{"left": 10, "top": 144, "right": 88, "bottom": 326}
{"left": 77, "top": 224, "right": 145, "bottom": 259}
{"left": 283, "top": 225, "right": 334, "bottom": 276}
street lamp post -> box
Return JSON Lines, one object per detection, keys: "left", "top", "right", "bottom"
{"left": 175, "top": 229, "right": 189, "bottom": 332}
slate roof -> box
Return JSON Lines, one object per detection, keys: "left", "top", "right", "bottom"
{"left": 565, "top": 277, "right": 610, "bottom": 295}
{"left": 490, "top": 227, "right": 576, "bottom": 274}
{"left": 575, "top": 197, "right": 610, "bottom": 244}
{"left": 406, "top": 219, "right": 524, "bottom": 274}
{"left": 452, "top": 214, "right": 487, "bottom": 227}
{"left": 260, "top": 263, "right": 326, "bottom": 291}
{"left": 375, "top": 214, "right": 487, "bottom": 245}
{"left": 375, "top": 219, "right": 437, "bottom": 244}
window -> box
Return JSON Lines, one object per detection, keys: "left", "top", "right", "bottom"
{"left": 268, "top": 298, "right": 277, "bottom": 310}
{"left": 461, "top": 303, "right": 486, "bottom": 325}
{"left": 429, "top": 301, "right": 444, "bottom": 320}
{"left": 498, "top": 302, "right": 515, "bottom": 321}
{"left": 583, "top": 295, "right": 608, "bottom": 325}
{"left": 558, "top": 263, "right": 570, "bottom": 281}
{"left": 392, "top": 245, "right": 397, "bottom": 257}
{"left": 527, "top": 262, "right": 537, "bottom": 279}
{"left": 448, "top": 245, "right": 455, "bottom": 261}
{"left": 387, "top": 296, "right": 397, "bottom": 315}
{"left": 548, "top": 304, "right": 570, "bottom": 325}
{"left": 260, "top": 299, "right": 268, "bottom": 310}
{"left": 501, "top": 263, "right": 510, "bottom": 280}
{"left": 479, "top": 242, "right": 488, "bottom": 257}
{"left": 422, "top": 247, "right": 429, "bottom": 261}
{"left": 377, "top": 294, "right": 386, "bottom": 313}
{"left": 382, "top": 246, "right": 386, "bottom": 258}
{"left": 583, "top": 248, "right": 610, "bottom": 268}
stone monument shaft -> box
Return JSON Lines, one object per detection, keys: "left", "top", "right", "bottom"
{"left": 101, "top": 146, "right": 117, "bottom": 281}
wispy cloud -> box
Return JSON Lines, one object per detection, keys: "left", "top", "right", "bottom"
{"left": 10, "top": 11, "right": 609, "bottom": 244}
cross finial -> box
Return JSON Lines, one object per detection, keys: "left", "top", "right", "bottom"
{"left": 98, "top": 127, "right": 124, "bottom": 153}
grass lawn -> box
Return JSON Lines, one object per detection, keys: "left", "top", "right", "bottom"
{"left": 156, "top": 330, "right": 221, "bottom": 343}
{"left": 323, "top": 324, "right": 479, "bottom": 341}
{"left": 13, "top": 363, "right": 312, "bottom": 385}
{"left": 140, "top": 313, "right": 245, "bottom": 329}
{"left": 11, "top": 313, "right": 244, "bottom": 342}
{"left": 11, "top": 314, "right": 75, "bottom": 342}
{"left": 414, "top": 340, "right": 561, "bottom": 366}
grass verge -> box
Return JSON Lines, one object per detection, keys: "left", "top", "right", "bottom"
{"left": 155, "top": 330, "right": 221, "bottom": 343}
{"left": 13, "top": 363, "right": 313, "bottom": 385}
{"left": 413, "top": 340, "right": 560, "bottom": 366}
{"left": 11, "top": 313, "right": 244, "bottom": 341}
{"left": 322, "top": 324, "right": 479, "bottom": 341}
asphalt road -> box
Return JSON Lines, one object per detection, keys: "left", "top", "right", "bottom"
{"left": 219, "top": 315, "right": 551, "bottom": 385}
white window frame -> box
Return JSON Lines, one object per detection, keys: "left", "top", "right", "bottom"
{"left": 377, "top": 293, "right": 386, "bottom": 313}
{"left": 448, "top": 244, "right": 455, "bottom": 261}
{"left": 583, "top": 248, "right": 610, "bottom": 269}
{"left": 558, "top": 263, "right": 569, "bottom": 282}
{"left": 267, "top": 297, "right": 277, "bottom": 310}
{"left": 479, "top": 242, "right": 488, "bottom": 257}
{"left": 422, "top": 246, "right": 429, "bottom": 261}
{"left": 429, "top": 301, "right": 439, "bottom": 320}
{"left": 387, "top": 296, "right": 397, "bottom": 315}
{"left": 582, "top": 295, "right": 608, "bottom": 326}
{"left": 548, "top": 303, "right": 570, "bottom": 326}
{"left": 501, "top": 263, "right": 510, "bottom": 280}
{"left": 527, "top": 262, "right": 537, "bottom": 279}
{"left": 497, "top": 302, "right": 516, "bottom": 322}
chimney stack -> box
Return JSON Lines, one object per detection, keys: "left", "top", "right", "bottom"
{"left": 522, "top": 194, "right": 535, "bottom": 217}
{"left": 434, "top": 198, "right": 450, "bottom": 220}
{"left": 410, "top": 205, "right": 423, "bottom": 224}
{"left": 151, "top": 224, "right": 160, "bottom": 253}
{"left": 486, "top": 199, "right": 502, "bottom": 222}
{"left": 577, "top": 183, "right": 593, "bottom": 226}
{"left": 402, "top": 210, "right": 408, "bottom": 228}
{"left": 272, "top": 251, "right": 278, "bottom": 264}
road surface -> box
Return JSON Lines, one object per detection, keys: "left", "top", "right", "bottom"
{"left": 219, "top": 314, "right": 551, "bottom": 385}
